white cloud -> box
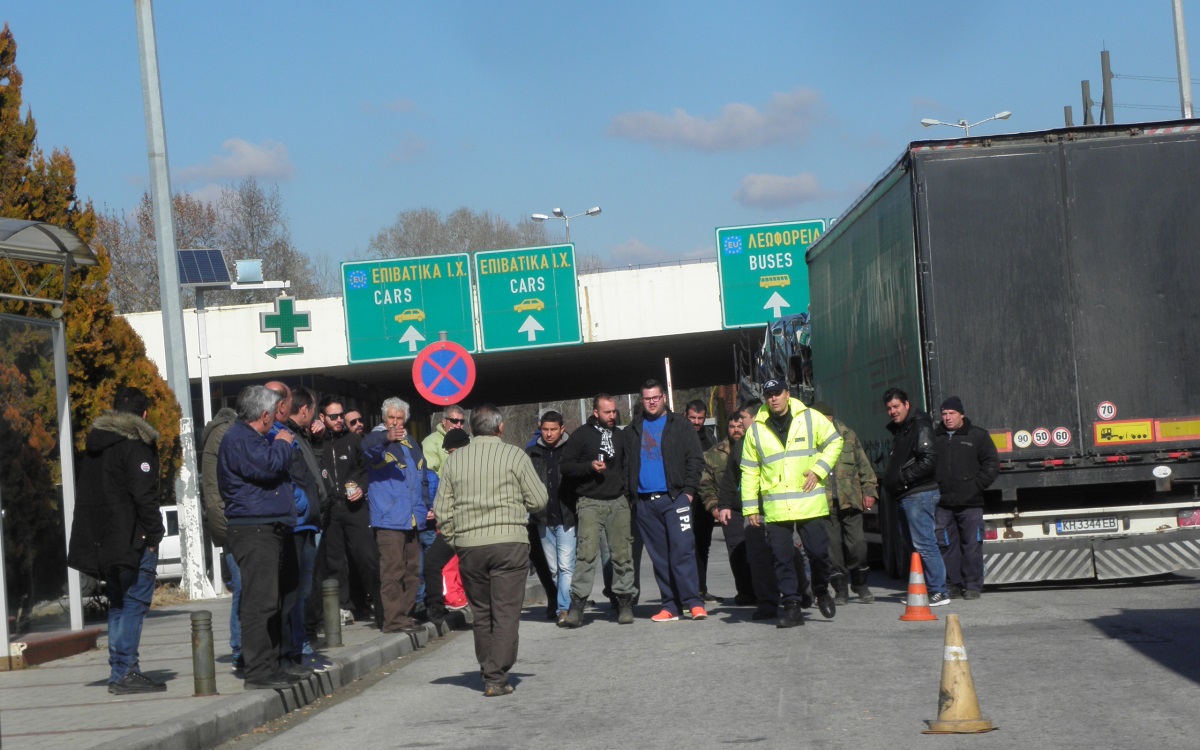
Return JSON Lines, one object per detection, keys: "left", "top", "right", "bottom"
{"left": 607, "top": 89, "right": 824, "bottom": 152}
{"left": 390, "top": 133, "right": 429, "bottom": 163}
{"left": 175, "top": 139, "right": 295, "bottom": 184}
{"left": 734, "top": 172, "right": 826, "bottom": 209}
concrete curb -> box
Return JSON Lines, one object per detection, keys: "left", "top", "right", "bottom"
{"left": 85, "top": 612, "right": 468, "bottom": 750}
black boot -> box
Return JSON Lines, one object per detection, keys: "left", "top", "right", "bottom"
{"left": 564, "top": 594, "right": 586, "bottom": 629}
{"left": 615, "top": 594, "right": 634, "bottom": 625}
{"left": 850, "top": 567, "right": 875, "bottom": 604}
{"left": 776, "top": 599, "right": 804, "bottom": 628}
{"left": 831, "top": 574, "right": 850, "bottom": 606}
{"left": 816, "top": 587, "right": 837, "bottom": 619}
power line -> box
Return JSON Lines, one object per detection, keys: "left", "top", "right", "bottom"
{"left": 1114, "top": 73, "right": 1200, "bottom": 84}
{"left": 1114, "top": 102, "right": 1180, "bottom": 111}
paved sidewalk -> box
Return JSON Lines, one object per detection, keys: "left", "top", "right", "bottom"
{"left": 0, "top": 582, "right": 548, "bottom": 750}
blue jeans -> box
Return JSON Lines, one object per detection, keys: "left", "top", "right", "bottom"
{"left": 105, "top": 547, "right": 158, "bottom": 683}
{"left": 417, "top": 528, "right": 438, "bottom": 604}
{"left": 539, "top": 524, "right": 577, "bottom": 613}
{"left": 899, "top": 489, "right": 948, "bottom": 595}
{"left": 225, "top": 551, "right": 242, "bottom": 658}
{"left": 285, "top": 531, "right": 317, "bottom": 660}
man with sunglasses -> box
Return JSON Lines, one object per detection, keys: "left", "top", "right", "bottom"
{"left": 345, "top": 410, "right": 365, "bottom": 436}
{"left": 313, "top": 395, "right": 380, "bottom": 626}
{"left": 423, "top": 406, "right": 466, "bottom": 475}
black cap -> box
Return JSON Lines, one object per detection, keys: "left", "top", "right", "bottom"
{"left": 762, "top": 379, "right": 787, "bottom": 395}
{"left": 940, "top": 396, "right": 965, "bottom": 414}
{"left": 442, "top": 427, "right": 471, "bottom": 451}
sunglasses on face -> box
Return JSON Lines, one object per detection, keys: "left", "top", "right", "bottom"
{"left": 325, "top": 412, "right": 345, "bottom": 421}
{"left": 348, "top": 418, "right": 362, "bottom": 426}
{"left": 446, "top": 417, "right": 465, "bottom": 425}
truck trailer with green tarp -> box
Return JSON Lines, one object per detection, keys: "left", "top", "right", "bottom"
{"left": 806, "top": 120, "right": 1200, "bottom": 583}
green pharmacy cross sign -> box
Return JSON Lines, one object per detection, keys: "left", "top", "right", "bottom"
{"left": 474, "top": 244, "right": 582, "bottom": 352}
{"left": 715, "top": 219, "right": 826, "bottom": 329}
{"left": 260, "top": 296, "right": 310, "bottom": 358}
{"left": 342, "top": 254, "right": 475, "bottom": 363}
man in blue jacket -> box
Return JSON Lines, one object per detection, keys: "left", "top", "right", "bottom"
{"left": 625, "top": 379, "right": 707, "bottom": 622}
{"left": 219, "top": 385, "right": 301, "bottom": 690}
{"left": 361, "top": 397, "right": 429, "bottom": 634}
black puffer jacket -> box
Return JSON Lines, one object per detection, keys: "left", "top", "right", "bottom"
{"left": 528, "top": 433, "right": 576, "bottom": 527}
{"left": 67, "top": 411, "right": 164, "bottom": 576}
{"left": 935, "top": 418, "right": 1000, "bottom": 508}
{"left": 883, "top": 409, "right": 939, "bottom": 501}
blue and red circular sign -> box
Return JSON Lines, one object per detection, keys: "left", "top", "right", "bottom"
{"left": 412, "top": 341, "right": 476, "bottom": 406}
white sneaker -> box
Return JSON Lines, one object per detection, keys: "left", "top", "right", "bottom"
{"left": 341, "top": 608, "right": 354, "bottom": 624}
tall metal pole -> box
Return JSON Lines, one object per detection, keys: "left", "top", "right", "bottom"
{"left": 1173, "top": 0, "right": 1194, "bottom": 118}
{"left": 55, "top": 321, "right": 83, "bottom": 630}
{"left": 135, "top": 0, "right": 214, "bottom": 600}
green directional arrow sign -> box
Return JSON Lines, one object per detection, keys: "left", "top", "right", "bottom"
{"left": 715, "top": 219, "right": 826, "bottom": 329}
{"left": 475, "top": 244, "right": 582, "bottom": 352}
{"left": 342, "top": 254, "right": 475, "bottom": 363}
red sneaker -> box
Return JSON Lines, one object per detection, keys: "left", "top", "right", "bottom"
{"left": 689, "top": 606, "right": 708, "bottom": 620}
{"left": 650, "top": 609, "right": 679, "bottom": 623}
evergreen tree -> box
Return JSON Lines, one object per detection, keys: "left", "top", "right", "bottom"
{"left": 0, "top": 23, "right": 181, "bottom": 608}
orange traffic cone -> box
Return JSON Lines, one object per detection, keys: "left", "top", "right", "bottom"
{"left": 922, "top": 614, "right": 997, "bottom": 733}
{"left": 899, "top": 551, "right": 938, "bottom": 622}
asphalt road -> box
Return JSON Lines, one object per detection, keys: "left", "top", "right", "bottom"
{"left": 228, "top": 534, "right": 1200, "bottom": 750}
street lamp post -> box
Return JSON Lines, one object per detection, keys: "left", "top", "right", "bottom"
{"left": 530, "top": 206, "right": 602, "bottom": 244}
{"left": 920, "top": 111, "right": 1012, "bottom": 136}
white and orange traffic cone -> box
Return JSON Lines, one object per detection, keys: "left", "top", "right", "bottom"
{"left": 899, "top": 551, "right": 938, "bottom": 622}
{"left": 923, "top": 614, "right": 997, "bottom": 734}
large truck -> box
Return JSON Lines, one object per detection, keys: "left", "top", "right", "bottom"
{"left": 805, "top": 120, "right": 1200, "bottom": 583}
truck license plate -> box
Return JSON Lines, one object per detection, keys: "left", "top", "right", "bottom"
{"left": 1056, "top": 516, "right": 1119, "bottom": 534}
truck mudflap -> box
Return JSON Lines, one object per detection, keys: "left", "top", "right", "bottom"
{"left": 984, "top": 528, "right": 1200, "bottom": 584}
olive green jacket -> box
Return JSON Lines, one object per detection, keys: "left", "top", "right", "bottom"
{"left": 698, "top": 438, "right": 733, "bottom": 513}
{"left": 826, "top": 417, "right": 878, "bottom": 512}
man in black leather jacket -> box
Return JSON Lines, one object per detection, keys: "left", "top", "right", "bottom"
{"left": 882, "top": 387, "right": 949, "bottom": 605}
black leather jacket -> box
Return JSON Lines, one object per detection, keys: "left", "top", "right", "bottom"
{"left": 883, "top": 409, "right": 939, "bottom": 501}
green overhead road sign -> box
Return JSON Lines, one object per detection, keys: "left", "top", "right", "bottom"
{"left": 715, "top": 219, "right": 826, "bottom": 329}
{"left": 342, "top": 254, "right": 475, "bottom": 363}
{"left": 475, "top": 244, "right": 582, "bottom": 352}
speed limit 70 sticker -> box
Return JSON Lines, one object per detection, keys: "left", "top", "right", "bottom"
{"left": 1097, "top": 402, "right": 1117, "bottom": 421}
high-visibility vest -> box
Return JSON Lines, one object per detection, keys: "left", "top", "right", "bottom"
{"left": 740, "top": 399, "right": 843, "bottom": 522}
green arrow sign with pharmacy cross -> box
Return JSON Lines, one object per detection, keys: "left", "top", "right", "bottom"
{"left": 474, "top": 244, "right": 582, "bottom": 352}
{"left": 342, "top": 254, "right": 475, "bottom": 363}
{"left": 260, "top": 296, "right": 310, "bottom": 358}
{"left": 715, "top": 219, "right": 826, "bottom": 329}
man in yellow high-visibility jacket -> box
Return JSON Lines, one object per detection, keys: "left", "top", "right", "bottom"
{"left": 741, "top": 379, "right": 844, "bottom": 628}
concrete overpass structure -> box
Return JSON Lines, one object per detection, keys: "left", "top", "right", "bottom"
{"left": 124, "top": 259, "right": 765, "bottom": 410}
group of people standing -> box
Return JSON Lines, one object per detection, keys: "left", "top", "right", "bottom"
{"left": 65, "top": 374, "right": 998, "bottom": 696}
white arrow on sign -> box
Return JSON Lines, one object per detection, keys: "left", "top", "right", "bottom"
{"left": 399, "top": 325, "right": 426, "bottom": 352}
{"left": 518, "top": 315, "right": 544, "bottom": 342}
{"left": 764, "top": 291, "right": 791, "bottom": 318}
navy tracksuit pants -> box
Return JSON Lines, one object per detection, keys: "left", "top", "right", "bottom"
{"left": 636, "top": 492, "right": 702, "bottom": 615}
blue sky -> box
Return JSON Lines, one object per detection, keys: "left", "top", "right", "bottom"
{"left": 4, "top": 2, "right": 1196, "bottom": 268}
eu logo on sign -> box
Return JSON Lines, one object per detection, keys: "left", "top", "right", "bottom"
{"left": 723, "top": 236, "right": 743, "bottom": 255}
{"left": 348, "top": 270, "right": 368, "bottom": 289}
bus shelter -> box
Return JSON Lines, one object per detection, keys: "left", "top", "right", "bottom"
{"left": 0, "top": 219, "right": 97, "bottom": 669}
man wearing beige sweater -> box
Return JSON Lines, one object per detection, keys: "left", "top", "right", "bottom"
{"left": 433, "top": 404, "right": 548, "bottom": 697}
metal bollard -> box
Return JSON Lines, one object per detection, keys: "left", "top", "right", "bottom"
{"left": 191, "top": 610, "right": 218, "bottom": 696}
{"left": 322, "top": 578, "right": 343, "bottom": 648}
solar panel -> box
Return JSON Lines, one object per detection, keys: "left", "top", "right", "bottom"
{"left": 177, "top": 249, "right": 232, "bottom": 286}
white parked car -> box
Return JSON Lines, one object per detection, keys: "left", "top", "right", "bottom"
{"left": 156, "top": 505, "right": 182, "bottom": 580}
